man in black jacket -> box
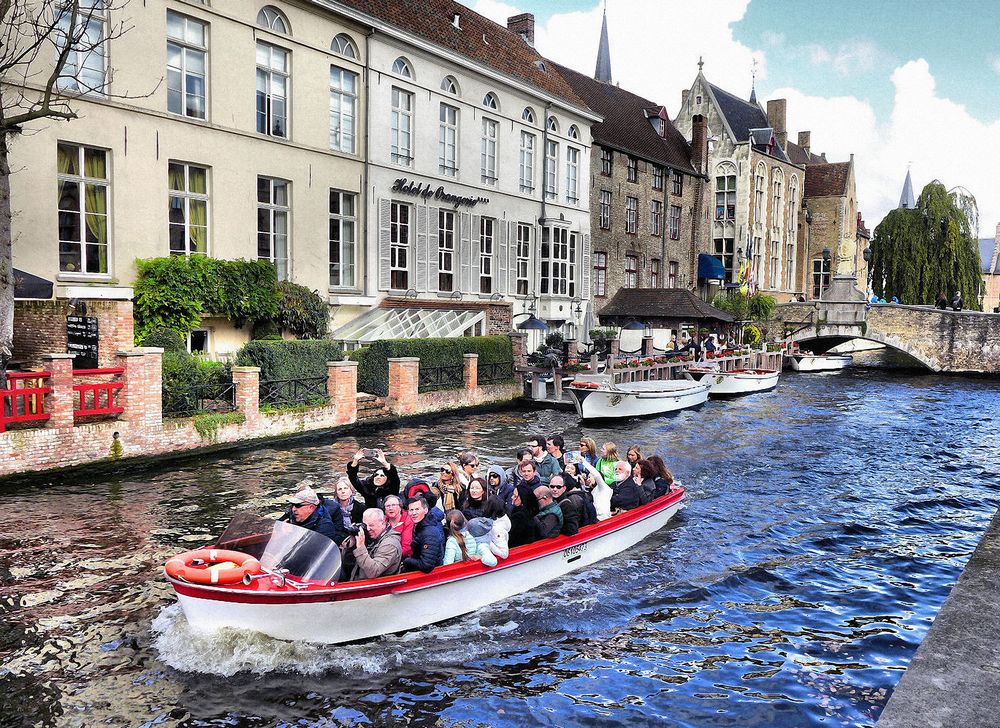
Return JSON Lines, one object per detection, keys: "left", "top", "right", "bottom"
{"left": 347, "top": 448, "right": 401, "bottom": 507}
{"left": 552, "top": 475, "right": 586, "bottom": 535}
{"left": 401, "top": 497, "right": 444, "bottom": 573}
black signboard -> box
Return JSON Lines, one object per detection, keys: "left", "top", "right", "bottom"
{"left": 67, "top": 315, "right": 99, "bottom": 369}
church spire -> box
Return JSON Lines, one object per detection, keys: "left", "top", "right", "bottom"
{"left": 749, "top": 58, "right": 759, "bottom": 105}
{"left": 594, "top": 6, "right": 612, "bottom": 83}
{"left": 898, "top": 167, "right": 915, "bottom": 209}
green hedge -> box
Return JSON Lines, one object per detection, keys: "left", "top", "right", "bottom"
{"left": 351, "top": 336, "right": 513, "bottom": 396}
{"left": 233, "top": 339, "right": 343, "bottom": 381}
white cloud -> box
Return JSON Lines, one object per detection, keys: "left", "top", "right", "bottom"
{"left": 805, "top": 41, "right": 881, "bottom": 76}
{"left": 992, "top": 56, "right": 1000, "bottom": 74}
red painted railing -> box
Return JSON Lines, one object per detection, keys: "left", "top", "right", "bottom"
{"left": 73, "top": 367, "right": 125, "bottom": 418}
{"left": 0, "top": 371, "right": 52, "bottom": 433}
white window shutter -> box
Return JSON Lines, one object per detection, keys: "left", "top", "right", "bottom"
{"left": 378, "top": 199, "right": 391, "bottom": 291}
{"left": 459, "top": 212, "right": 473, "bottom": 293}
{"left": 415, "top": 206, "right": 429, "bottom": 292}
{"left": 507, "top": 221, "right": 518, "bottom": 296}
{"left": 582, "top": 232, "right": 591, "bottom": 300}
{"left": 427, "top": 207, "right": 439, "bottom": 292}
{"left": 470, "top": 214, "right": 482, "bottom": 292}
{"left": 497, "top": 220, "right": 508, "bottom": 296}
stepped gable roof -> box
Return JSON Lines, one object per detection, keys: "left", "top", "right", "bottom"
{"left": 786, "top": 141, "right": 825, "bottom": 165}
{"left": 597, "top": 288, "right": 734, "bottom": 323}
{"left": 707, "top": 82, "right": 769, "bottom": 143}
{"left": 553, "top": 62, "right": 696, "bottom": 175}
{"left": 332, "top": 0, "right": 587, "bottom": 109}
{"left": 804, "top": 161, "right": 851, "bottom": 197}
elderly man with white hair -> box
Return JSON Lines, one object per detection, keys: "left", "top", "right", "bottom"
{"left": 349, "top": 508, "right": 402, "bottom": 581}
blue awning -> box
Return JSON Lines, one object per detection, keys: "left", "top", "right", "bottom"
{"left": 698, "top": 253, "right": 726, "bottom": 281}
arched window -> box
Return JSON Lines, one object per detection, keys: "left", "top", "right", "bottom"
{"left": 331, "top": 33, "right": 357, "bottom": 59}
{"left": 257, "top": 6, "right": 290, "bottom": 34}
{"left": 483, "top": 92, "right": 499, "bottom": 110}
{"left": 522, "top": 107, "right": 535, "bottom": 124}
{"left": 754, "top": 162, "right": 767, "bottom": 222}
{"left": 771, "top": 168, "right": 784, "bottom": 230}
{"left": 546, "top": 115, "right": 558, "bottom": 132}
{"left": 441, "top": 75, "right": 459, "bottom": 94}
{"left": 392, "top": 57, "right": 412, "bottom": 78}
{"left": 568, "top": 124, "right": 580, "bottom": 140}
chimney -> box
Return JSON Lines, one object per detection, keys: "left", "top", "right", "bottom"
{"left": 766, "top": 98, "right": 787, "bottom": 150}
{"left": 798, "top": 131, "right": 811, "bottom": 156}
{"left": 691, "top": 114, "right": 708, "bottom": 176}
{"left": 507, "top": 13, "right": 534, "bottom": 46}
{"left": 682, "top": 89, "right": 690, "bottom": 109}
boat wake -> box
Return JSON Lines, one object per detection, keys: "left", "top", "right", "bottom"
{"left": 151, "top": 603, "right": 518, "bottom": 677}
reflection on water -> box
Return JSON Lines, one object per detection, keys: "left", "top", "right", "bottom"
{"left": 1, "top": 368, "right": 999, "bottom": 727}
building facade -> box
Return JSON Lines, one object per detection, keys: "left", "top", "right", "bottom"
{"left": 674, "top": 71, "right": 805, "bottom": 303}
{"left": 553, "top": 62, "right": 707, "bottom": 322}
{"left": 9, "top": 1, "right": 368, "bottom": 357}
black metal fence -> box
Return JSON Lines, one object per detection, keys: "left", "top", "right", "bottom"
{"left": 477, "top": 361, "right": 514, "bottom": 386}
{"left": 418, "top": 364, "right": 465, "bottom": 392}
{"left": 163, "top": 382, "right": 237, "bottom": 418}
{"left": 259, "top": 376, "right": 329, "bottom": 407}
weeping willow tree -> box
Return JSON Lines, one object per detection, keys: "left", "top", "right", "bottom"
{"left": 868, "top": 181, "right": 983, "bottom": 309}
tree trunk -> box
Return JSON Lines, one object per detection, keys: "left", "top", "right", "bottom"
{"left": 0, "top": 131, "right": 13, "bottom": 389}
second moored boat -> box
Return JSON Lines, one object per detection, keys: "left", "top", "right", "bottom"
{"left": 566, "top": 374, "right": 709, "bottom": 420}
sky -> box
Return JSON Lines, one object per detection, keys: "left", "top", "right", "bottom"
{"left": 471, "top": 0, "right": 1000, "bottom": 240}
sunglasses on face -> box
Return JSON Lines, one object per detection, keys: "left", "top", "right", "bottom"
{"left": 291, "top": 503, "right": 310, "bottom": 509}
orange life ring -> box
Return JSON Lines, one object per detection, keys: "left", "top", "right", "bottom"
{"left": 164, "top": 548, "right": 262, "bottom": 585}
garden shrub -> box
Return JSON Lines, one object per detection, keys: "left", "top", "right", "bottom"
{"left": 161, "top": 351, "right": 230, "bottom": 392}
{"left": 138, "top": 327, "right": 187, "bottom": 354}
{"left": 275, "top": 281, "right": 329, "bottom": 339}
{"left": 353, "top": 336, "right": 513, "bottom": 396}
{"left": 233, "top": 339, "right": 343, "bottom": 381}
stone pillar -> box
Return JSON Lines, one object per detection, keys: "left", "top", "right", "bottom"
{"left": 610, "top": 338, "right": 621, "bottom": 359}
{"left": 42, "top": 353, "right": 75, "bottom": 429}
{"left": 387, "top": 357, "right": 420, "bottom": 417}
{"left": 116, "top": 350, "right": 147, "bottom": 428}
{"left": 232, "top": 366, "right": 261, "bottom": 427}
{"left": 564, "top": 339, "right": 578, "bottom": 365}
{"left": 509, "top": 332, "right": 527, "bottom": 389}
{"left": 463, "top": 354, "right": 478, "bottom": 401}
{"left": 642, "top": 336, "right": 655, "bottom": 357}
{"left": 327, "top": 360, "right": 358, "bottom": 425}
{"left": 136, "top": 347, "right": 163, "bottom": 429}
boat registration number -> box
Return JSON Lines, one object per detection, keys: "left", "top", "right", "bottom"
{"left": 562, "top": 543, "right": 588, "bottom": 563}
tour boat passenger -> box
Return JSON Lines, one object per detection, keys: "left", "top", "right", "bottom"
{"left": 533, "top": 486, "right": 564, "bottom": 539}
{"left": 561, "top": 468, "right": 598, "bottom": 526}
{"left": 527, "top": 434, "right": 561, "bottom": 484}
{"left": 456, "top": 451, "right": 480, "bottom": 487}
{"left": 508, "top": 484, "right": 541, "bottom": 548}
{"left": 467, "top": 496, "right": 511, "bottom": 560}
{"left": 633, "top": 460, "right": 658, "bottom": 504}
{"left": 504, "top": 448, "right": 533, "bottom": 484}
{"left": 625, "top": 445, "right": 642, "bottom": 467}
{"left": 383, "top": 494, "right": 414, "bottom": 559}
{"left": 610, "top": 461, "right": 643, "bottom": 512}
{"left": 458, "top": 477, "right": 488, "bottom": 521}
{"left": 647, "top": 456, "right": 675, "bottom": 498}
{"left": 595, "top": 442, "right": 620, "bottom": 486}
{"left": 549, "top": 475, "right": 579, "bottom": 536}
{"left": 349, "top": 508, "right": 402, "bottom": 580}
{"left": 401, "top": 496, "right": 445, "bottom": 573}
{"left": 347, "top": 448, "right": 401, "bottom": 508}
{"left": 577, "top": 437, "right": 599, "bottom": 467}
{"left": 567, "top": 457, "right": 610, "bottom": 520}
{"left": 546, "top": 434, "right": 566, "bottom": 469}
{"left": 432, "top": 463, "right": 464, "bottom": 513}
{"left": 332, "top": 477, "right": 366, "bottom": 529}
{"left": 507, "top": 460, "right": 541, "bottom": 514}
{"left": 442, "top": 510, "right": 497, "bottom": 567}
{"left": 286, "top": 486, "right": 345, "bottom": 543}
{"left": 486, "top": 465, "right": 510, "bottom": 504}
{"left": 404, "top": 479, "right": 445, "bottom": 523}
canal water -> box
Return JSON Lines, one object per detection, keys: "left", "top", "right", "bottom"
{"left": 2, "top": 365, "right": 999, "bottom": 728}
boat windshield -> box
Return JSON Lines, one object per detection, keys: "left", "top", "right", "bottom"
{"left": 214, "top": 512, "right": 342, "bottom": 583}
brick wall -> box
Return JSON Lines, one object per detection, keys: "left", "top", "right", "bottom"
{"left": 14, "top": 299, "right": 134, "bottom": 369}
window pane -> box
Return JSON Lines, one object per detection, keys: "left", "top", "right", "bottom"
{"left": 189, "top": 167, "right": 206, "bottom": 194}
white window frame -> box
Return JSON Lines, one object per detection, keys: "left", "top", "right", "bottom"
{"left": 331, "top": 33, "right": 357, "bottom": 59}
{"left": 652, "top": 166, "right": 664, "bottom": 191}
{"left": 438, "top": 209, "right": 456, "bottom": 292}
{"left": 599, "top": 190, "right": 612, "bottom": 230}
{"left": 168, "top": 161, "right": 210, "bottom": 256}
{"left": 256, "top": 41, "right": 289, "bottom": 138}
{"left": 55, "top": 1, "right": 107, "bottom": 93}
{"left": 188, "top": 329, "right": 210, "bottom": 355}
{"left": 519, "top": 131, "right": 535, "bottom": 193}
{"left": 769, "top": 239, "right": 781, "bottom": 289}
{"left": 668, "top": 260, "right": 679, "bottom": 288}
{"left": 600, "top": 148, "right": 612, "bottom": 176}
{"left": 715, "top": 171, "right": 736, "bottom": 220}
{"left": 650, "top": 200, "right": 662, "bottom": 236}
{"left": 479, "top": 217, "right": 495, "bottom": 293}
{"left": 257, "top": 176, "right": 290, "bottom": 280}
{"left": 389, "top": 201, "right": 410, "bottom": 290}
{"left": 651, "top": 258, "right": 660, "bottom": 288}
{"left": 565, "top": 147, "right": 579, "bottom": 204}
{"left": 625, "top": 254, "right": 639, "bottom": 288}
{"left": 754, "top": 163, "right": 766, "bottom": 222}
{"left": 627, "top": 156, "right": 638, "bottom": 183}
{"left": 329, "top": 189, "right": 356, "bottom": 289}
{"left": 516, "top": 223, "right": 532, "bottom": 296}
{"left": 539, "top": 226, "right": 576, "bottom": 297}
{"left": 593, "top": 251, "right": 607, "bottom": 297}
{"left": 329, "top": 65, "right": 357, "bottom": 153}
{"left": 391, "top": 86, "right": 413, "bottom": 166}
{"left": 166, "top": 11, "right": 207, "bottom": 120}
{"left": 714, "top": 236, "right": 735, "bottom": 280}
{"left": 439, "top": 103, "right": 459, "bottom": 177}
{"left": 625, "top": 196, "right": 638, "bottom": 234}
{"left": 57, "top": 142, "right": 110, "bottom": 276}
{"left": 481, "top": 117, "right": 498, "bottom": 186}
{"left": 669, "top": 204, "right": 681, "bottom": 240}
{"left": 544, "top": 140, "right": 558, "bottom": 201}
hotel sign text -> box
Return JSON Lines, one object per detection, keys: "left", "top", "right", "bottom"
{"left": 392, "top": 178, "right": 489, "bottom": 208}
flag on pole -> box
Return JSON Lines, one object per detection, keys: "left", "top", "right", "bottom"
{"left": 739, "top": 234, "right": 756, "bottom": 297}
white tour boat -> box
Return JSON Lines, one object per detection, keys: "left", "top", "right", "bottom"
{"left": 788, "top": 353, "right": 853, "bottom": 372}
{"left": 566, "top": 374, "right": 709, "bottom": 420}
{"left": 685, "top": 366, "right": 780, "bottom": 396}
{"left": 163, "top": 489, "right": 686, "bottom": 645}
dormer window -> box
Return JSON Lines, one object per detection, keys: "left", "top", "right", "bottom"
{"left": 651, "top": 118, "right": 663, "bottom": 135}
{"left": 522, "top": 107, "right": 535, "bottom": 124}
{"left": 257, "top": 6, "right": 290, "bottom": 34}
{"left": 546, "top": 116, "right": 558, "bottom": 133}
{"left": 441, "top": 75, "right": 459, "bottom": 94}
{"left": 392, "top": 57, "right": 412, "bottom": 78}
{"left": 331, "top": 33, "right": 357, "bottom": 59}
{"left": 568, "top": 124, "right": 579, "bottom": 140}
{"left": 483, "top": 92, "right": 499, "bottom": 110}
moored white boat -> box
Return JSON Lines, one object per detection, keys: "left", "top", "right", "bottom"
{"left": 164, "top": 490, "right": 686, "bottom": 644}
{"left": 789, "top": 353, "right": 853, "bottom": 372}
{"left": 686, "top": 367, "right": 780, "bottom": 396}
{"left": 566, "top": 374, "right": 709, "bottom": 420}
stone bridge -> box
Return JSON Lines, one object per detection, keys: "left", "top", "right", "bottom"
{"left": 776, "top": 276, "right": 1000, "bottom": 373}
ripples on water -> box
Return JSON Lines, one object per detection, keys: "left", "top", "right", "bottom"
{"left": 2, "top": 367, "right": 999, "bottom": 727}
